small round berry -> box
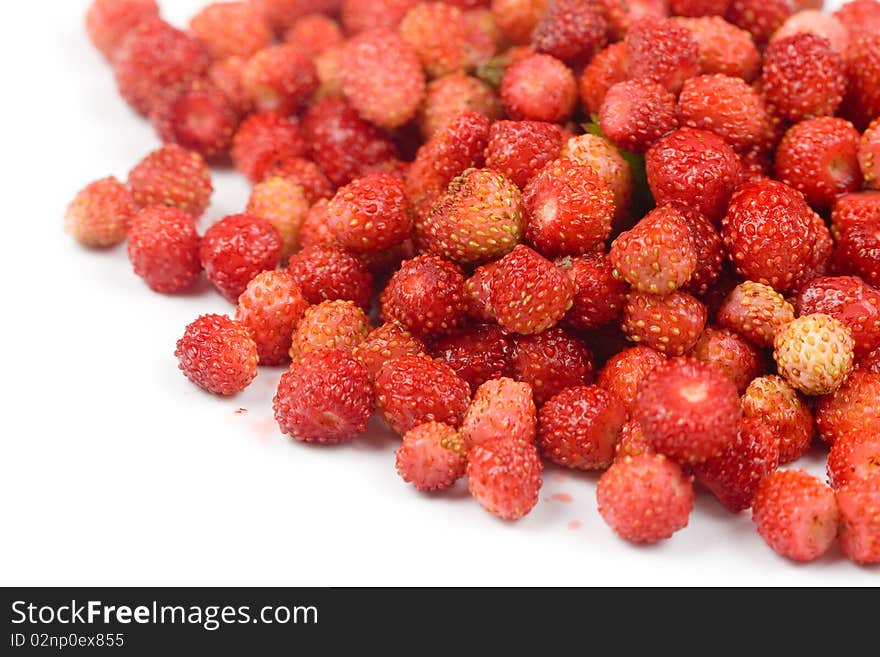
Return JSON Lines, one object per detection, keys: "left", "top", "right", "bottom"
{"left": 500, "top": 53, "right": 577, "bottom": 123}
{"left": 247, "top": 177, "right": 310, "bottom": 261}
{"left": 773, "top": 313, "right": 855, "bottom": 396}
{"left": 718, "top": 281, "right": 795, "bottom": 348}
{"left": 599, "top": 79, "right": 678, "bottom": 154}
{"left": 814, "top": 371, "right": 880, "bottom": 445}
{"left": 149, "top": 83, "right": 239, "bottom": 161}
{"left": 396, "top": 422, "right": 467, "bottom": 492}
{"left": 484, "top": 120, "right": 565, "bottom": 191}
{"left": 691, "top": 326, "right": 764, "bottom": 393}
{"left": 327, "top": 174, "right": 411, "bottom": 254}
{"left": 509, "top": 328, "right": 594, "bottom": 407}
{"left": 460, "top": 377, "right": 536, "bottom": 451}
{"left": 86, "top": 0, "right": 159, "bottom": 59}
{"left": 287, "top": 245, "right": 374, "bottom": 309}
{"left": 622, "top": 290, "right": 707, "bottom": 357}
{"left": 771, "top": 10, "right": 850, "bottom": 56}
{"left": 284, "top": 13, "right": 344, "bottom": 56}
{"left": 235, "top": 270, "right": 308, "bottom": 366}
{"left": 836, "top": 477, "right": 880, "bottom": 564}
{"left": 675, "top": 15, "right": 761, "bottom": 81}
{"left": 175, "top": 314, "right": 258, "bottom": 396}
{"left": 468, "top": 437, "right": 543, "bottom": 521}
{"left": 558, "top": 253, "right": 628, "bottom": 332}
{"left": 127, "top": 144, "right": 213, "bottom": 219}
{"left": 127, "top": 206, "right": 201, "bottom": 294}
{"left": 242, "top": 44, "right": 319, "bottom": 116}
{"left": 828, "top": 431, "right": 880, "bottom": 490}
{"left": 579, "top": 41, "right": 627, "bottom": 116}
{"left": 561, "top": 133, "right": 634, "bottom": 226}
{"left": 532, "top": 0, "right": 608, "bottom": 67}
{"left": 797, "top": 276, "right": 880, "bottom": 358}
{"left": 231, "top": 112, "right": 307, "bottom": 183}
{"left": 399, "top": 2, "right": 469, "bottom": 77}
{"left": 625, "top": 17, "right": 699, "bottom": 94}
{"left": 419, "top": 74, "right": 502, "bottom": 140}
{"left": 597, "top": 346, "right": 666, "bottom": 415}
{"left": 189, "top": 2, "right": 273, "bottom": 61}
{"left": 65, "top": 177, "right": 135, "bottom": 247}
{"left": 431, "top": 324, "right": 512, "bottom": 394}
{"left": 742, "top": 375, "right": 815, "bottom": 465}
{"left": 352, "top": 322, "right": 426, "bottom": 382}
{"left": 289, "top": 300, "right": 371, "bottom": 362}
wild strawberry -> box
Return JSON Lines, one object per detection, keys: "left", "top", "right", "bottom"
{"left": 489, "top": 245, "right": 575, "bottom": 335}
{"left": 774, "top": 313, "right": 855, "bottom": 396}
{"left": 353, "top": 322, "right": 426, "bottom": 381}
{"left": 718, "top": 281, "right": 795, "bottom": 348}
{"left": 836, "top": 476, "right": 880, "bottom": 564}
{"left": 284, "top": 13, "right": 344, "bottom": 55}
{"left": 531, "top": 0, "right": 608, "bottom": 67}
{"left": 561, "top": 134, "right": 634, "bottom": 226}
{"left": 326, "top": 173, "right": 411, "bottom": 254}
{"left": 149, "top": 83, "right": 238, "bottom": 161}
{"left": 112, "top": 18, "right": 209, "bottom": 115}
{"left": 635, "top": 357, "right": 741, "bottom": 464}
{"left": 597, "top": 346, "right": 666, "bottom": 415}
{"left": 625, "top": 18, "right": 699, "bottom": 94}
{"left": 578, "top": 41, "right": 627, "bottom": 117}
{"left": 797, "top": 276, "right": 880, "bottom": 358}
{"left": 127, "top": 206, "right": 201, "bottom": 294}
{"left": 462, "top": 6, "right": 503, "bottom": 70}
{"left": 254, "top": 0, "right": 341, "bottom": 33}
{"left": 622, "top": 290, "right": 708, "bottom": 357}
{"left": 286, "top": 246, "right": 373, "bottom": 309}
{"left": 340, "top": 0, "right": 418, "bottom": 34}
{"left": 189, "top": 2, "right": 273, "bottom": 61}
{"left": 771, "top": 10, "right": 850, "bottom": 56}
{"left": 597, "top": 454, "right": 695, "bottom": 543}
{"left": 301, "top": 97, "right": 398, "bottom": 188}
{"left": 693, "top": 417, "right": 780, "bottom": 513}
{"left": 646, "top": 127, "right": 742, "bottom": 224}
{"left": 751, "top": 470, "right": 839, "bottom": 562}
{"left": 417, "top": 168, "right": 523, "bottom": 265}
{"left": 836, "top": 214, "right": 880, "bottom": 288}
{"left": 742, "top": 375, "right": 814, "bottom": 465}
{"left": 509, "top": 328, "right": 594, "bottom": 406}
{"left": 610, "top": 205, "right": 698, "bottom": 295}
{"left": 843, "top": 34, "right": 880, "bottom": 131}
{"left": 861, "top": 119, "right": 880, "bottom": 189}
{"left": 419, "top": 74, "right": 502, "bottom": 140}
{"left": 674, "top": 16, "right": 761, "bottom": 81}
{"left": 231, "top": 112, "right": 307, "bottom": 183}
{"left": 65, "top": 177, "right": 135, "bottom": 248}
{"left": 615, "top": 420, "right": 653, "bottom": 459}
{"left": 380, "top": 255, "right": 467, "bottom": 338}
{"left": 406, "top": 112, "right": 490, "bottom": 219}
{"left": 468, "top": 436, "right": 543, "bottom": 520}
{"left": 677, "top": 74, "right": 770, "bottom": 153}
{"left": 815, "top": 371, "right": 880, "bottom": 445}
{"left": 500, "top": 53, "right": 577, "bottom": 123}
{"left": 274, "top": 348, "right": 374, "bottom": 445}
{"left": 558, "top": 253, "right": 628, "bottom": 332}
{"left": 491, "top": 0, "right": 548, "bottom": 44}
{"left": 538, "top": 385, "right": 626, "bottom": 471}
{"left": 396, "top": 421, "right": 467, "bottom": 491}
{"left": 199, "top": 213, "right": 283, "bottom": 302}
{"left": 340, "top": 29, "right": 426, "bottom": 129}
{"left": 175, "top": 314, "right": 258, "bottom": 396}
{"left": 721, "top": 180, "right": 827, "bottom": 293}
{"left": 236, "top": 270, "right": 308, "bottom": 365}
{"left": 208, "top": 56, "right": 250, "bottom": 114}
{"left": 835, "top": 0, "right": 880, "bottom": 40}
{"left": 375, "top": 354, "right": 471, "bottom": 434}
{"left": 431, "top": 324, "right": 511, "bottom": 393}
{"left": 832, "top": 189, "right": 880, "bottom": 235}
{"left": 263, "top": 157, "right": 333, "bottom": 204}
{"left": 399, "top": 2, "right": 469, "bottom": 78}
{"left": 859, "top": 346, "right": 880, "bottom": 373}
{"left": 289, "top": 300, "right": 371, "bottom": 362}
{"left": 464, "top": 262, "right": 497, "bottom": 322}
{"left": 86, "top": 0, "right": 159, "bottom": 59}
{"left": 691, "top": 327, "right": 764, "bottom": 393}
{"left": 599, "top": 80, "right": 678, "bottom": 154}
{"left": 761, "top": 33, "right": 847, "bottom": 123}
{"left": 460, "top": 377, "right": 536, "bottom": 450}
{"left": 484, "top": 120, "right": 565, "bottom": 190}
{"left": 828, "top": 431, "right": 880, "bottom": 490}
{"left": 669, "top": 0, "right": 730, "bottom": 16}
{"left": 676, "top": 204, "right": 724, "bottom": 296}
{"left": 127, "top": 144, "right": 212, "bottom": 219}
{"left": 246, "top": 177, "right": 309, "bottom": 261}
{"left": 242, "top": 44, "right": 318, "bottom": 116}
{"left": 725, "top": 0, "right": 791, "bottom": 44}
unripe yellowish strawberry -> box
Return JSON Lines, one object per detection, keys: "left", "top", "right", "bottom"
{"left": 247, "top": 177, "right": 310, "bottom": 260}
{"left": 773, "top": 313, "right": 855, "bottom": 395}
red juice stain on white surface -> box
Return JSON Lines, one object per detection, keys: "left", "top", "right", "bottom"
{"left": 550, "top": 493, "right": 573, "bottom": 503}
{"left": 567, "top": 520, "right": 582, "bottom": 531}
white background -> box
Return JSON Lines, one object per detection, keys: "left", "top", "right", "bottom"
{"left": 0, "top": 0, "right": 874, "bottom": 586}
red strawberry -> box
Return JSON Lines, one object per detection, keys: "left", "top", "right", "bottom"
{"left": 491, "top": 0, "right": 548, "bottom": 44}
{"left": 464, "top": 261, "right": 498, "bottom": 322}
{"left": 399, "top": 2, "right": 469, "bottom": 78}
{"left": 289, "top": 300, "right": 371, "bottom": 362}
{"left": 509, "top": 328, "right": 594, "bottom": 406}
{"left": 500, "top": 53, "right": 578, "bottom": 123}
{"left": 842, "top": 34, "right": 880, "bottom": 130}
{"left": 301, "top": 97, "right": 398, "bottom": 187}
{"left": 417, "top": 167, "right": 523, "bottom": 265}
{"left": 646, "top": 127, "right": 742, "bottom": 224}
{"left": 615, "top": 420, "right": 654, "bottom": 459}
{"left": 254, "top": 0, "right": 341, "bottom": 33}
{"left": 751, "top": 470, "right": 839, "bottom": 562}
{"left": 771, "top": 10, "right": 850, "bottom": 57}
{"left": 597, "top": 454, "right": 695, "bottom": 543}
{"left": 815, "top": 371, "right": 880, "bottom": 445}
{"left": 532, "top": 0, "right": 608, "bottom": 67}
{"left": 691, "top": 327, "right": 764, "bottom": 393}
{"left": 597, "top": 345, "right": 666, "bottom": 415}
{"left": 835, "top": 0, "right": 880, "bottom": 40}
{"left": 622, "top": 290, "right": 708, "bottom": 357}
{"left": 460, "top": 377, "right": 537, "bottom": 450}
{"left": 127, "top": 206, "right": 201, "bottom": 294}
{"left": 674, "top": 16, "right": 761, "bottom": 81}
{"left": 742, "top": 375, "right": 815, "bottom": 465}
{"left": 340, "top": 0, "right": 419, "bottom": 34}
{"left": 718, "top": 281, "right": 795, "bottom": 348}
{"left": 189, "top": 1, "right": 273, "bottom": 61}
{"left": 579, "top": 41, "right": 627, "bottom": 117}
{"left": 610, "top": 205, "right": 698, "bottom": 295}
{"left": 725, "top": 0, "right": 791, "bottom": 44}
{"left": 419, "top": 74, "right": 502, "bottom": 140}
{"left": 236, "top": 270, "right": 309, "bottom": 365}
{"left": 247, "top": 177, "right": 310, "bottom": 260}
{"left": 395, "top": 421, "right": 467, "bottom": 492}
{"left": 625, "top": 18, "right": 699, "bottom": 94}
{"left": 524, "top": 158, "right": 614, "bottom": 258}
{"left": 112, "top": 18, "right": 209, "bottom": 115}
{"left": 693, "top": 418, "right": 780, "bottom": 513}
{"left": 149, "top": 82, "right": 238, "bottom": 161}
{"left": 431, "top": 324, "right": 512, "bottom": 394}
{"left": 860, "top": 118, "right": 880, "bottom": 189}
{"left": 635, "top": 357, "right": 741, "bottom": 464}
{"left": 858, "top": 345, "right": 880, "bottom": 373}
{"left": 669, "top": 0, "right": 730, "bottom": 16}
{"left": 128, "top": 144, "right": 213, "bottom": 219}
{"left": 352, "top": 322, "right": 426, "bottom": 381}
{"left": 208, "top": 56, "right": 250, "bottom": 114}
{"left": 287, "top": 245, "right": 374, "bottom": 309}
{"left": 274, "top": 348, "right": 374, "bottom": 445}
{"left": 175, "top": 314, "right": 258, "bottom": 396}
{"left": 828, "top": 431, "right": 880, "bottom": 490}
{"left": 797, "top": 276, "right": 880, "bottom": 357}
{"left": 284, "top": 13, "right": 344, "bottom": 56}
{"left": 557, "top": 252, "right": 628, "bottom": 332}
{"left": 484, "top": 120, "right": 565, "bottom": 190}
{"left": 489, "top": 245, "right": 574, "bottom": 334}
{"left": 538, "top": 385, "right": 627, "bottom": 471}
{"left": 325, "top": 173, "right": 411, "bottom": 254}
{"left": 86, "top": 0, "right": 159, "bottom": 59}
{"left": 468, "top": 436, "right": 543, "bottom": 520}
{"left": 263, "top": 157, "right": 333, "bottom": 204}
{"left": 199, "top": 213, "right": 282, "bottom": 302}
{"left": 242, "top": 44, "right": 318, "bottom": 116}
{"left": 231, "top": 112, "right": 307, "bottom": 183}
{"left": 561, "top": 133, "right": 634, "bottom": 227}
{"left": 375, "top": 354, "right": 471, "bottom": 434}
{"left": 836, "top": 476, "right": 880, "bottom": 564}
{"left": 676, "top": 204, "right": 724, "bottom": 296}
{"left": 599, "top": 79, "right": 679, "bottom": 154}
{"left": 341, "top": 29, "right": 426, "bottom": 129}
{"left": 380, "top": 254, "right": 468, "bottom": 338}
{"left": 406, "top": 112, "right": 491, "bottom": 219}
{"left": 65, "top": 177, "right": 135, "bottom": 248}
{"left": 773, "top": 313, "right": 855, "bottom": 396}
{"left": 835, "top": 213, "right": 880, "bottom": 288}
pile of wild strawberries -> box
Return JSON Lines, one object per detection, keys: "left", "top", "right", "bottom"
{"left": 67, "top": 0, "right": 879, "bottom": 564}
